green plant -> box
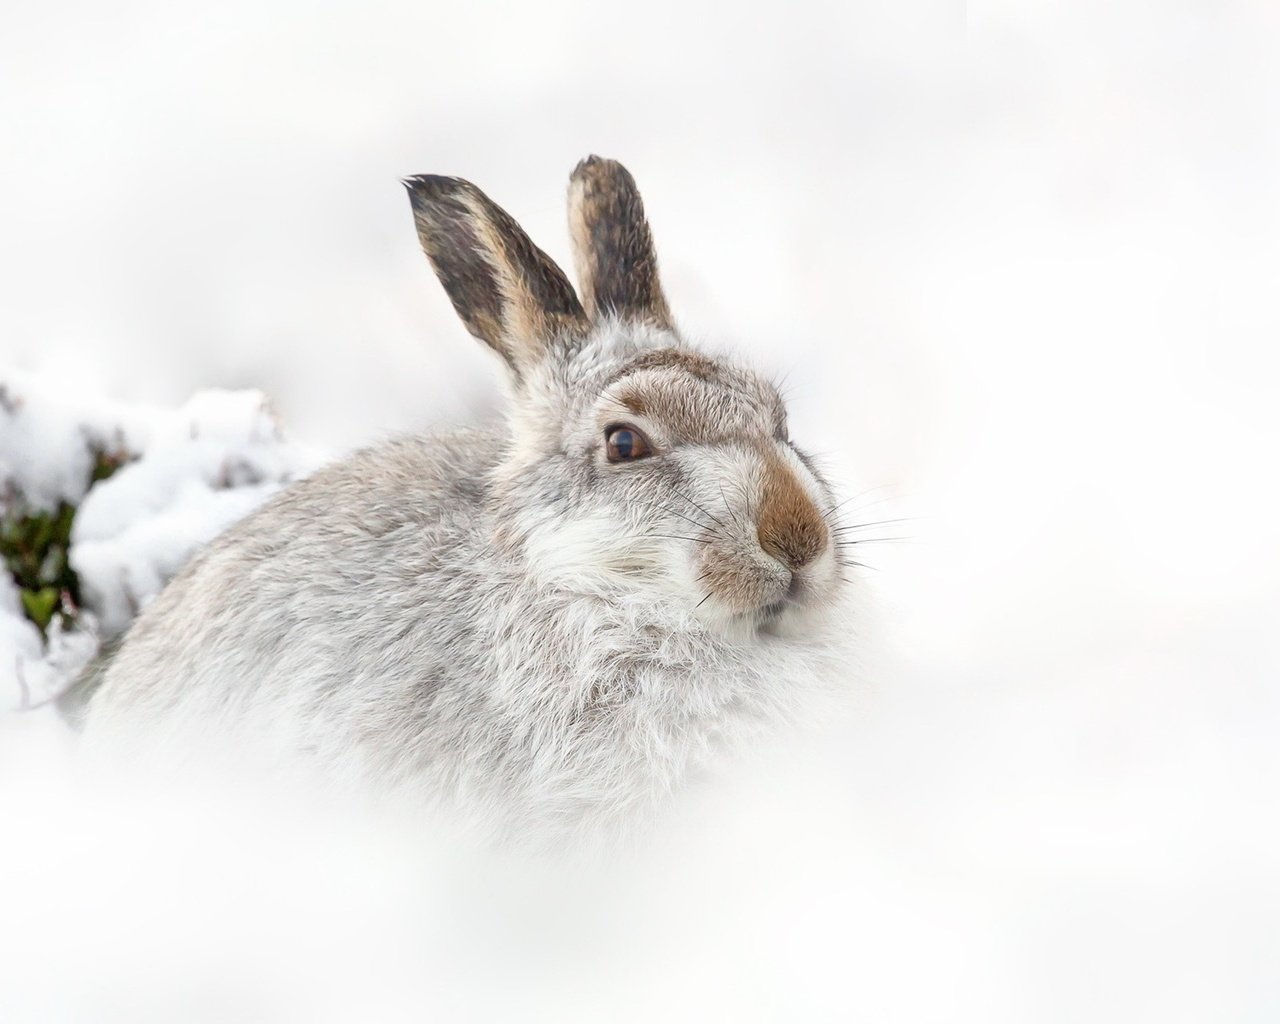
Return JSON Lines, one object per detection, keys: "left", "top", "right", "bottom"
{"left": 1, "top": 449, "right": 128, "bottom": 638}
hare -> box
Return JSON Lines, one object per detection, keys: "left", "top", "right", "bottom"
{"left": 83, "top": 157, "right": 860, "bottom": 840}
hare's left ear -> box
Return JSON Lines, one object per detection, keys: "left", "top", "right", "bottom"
{"left": 567, "top": 156, "right": 674, "bottom": 331}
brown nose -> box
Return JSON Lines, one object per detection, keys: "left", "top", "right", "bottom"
{"left": 756, "top": 455, "right": 828, "bottom": 570}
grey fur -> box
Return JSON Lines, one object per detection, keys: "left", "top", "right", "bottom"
{"left": 83, "top": 159, "right": 859, "bottom": 842}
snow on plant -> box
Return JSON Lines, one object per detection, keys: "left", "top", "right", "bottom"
{"left": 0, "top": 370, "right": 324, "bottom": 711}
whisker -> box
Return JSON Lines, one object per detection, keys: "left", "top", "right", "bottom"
{"left": 718, "top": 482, "right": 744, "bottom": 532}
{"left": 636, "top": 499, "right": 711, "bottom": 534}
{"left": 824, "top": 489, "right": 899, "bottom": 522}
{"left": 823, "top": 497, "right": 859, "bottom": 522}
{"left": 829, "top": 517, "right": 915, "bottom": 533}
{"left": 822, "top": 486, "right": 888, "bottom": 520}
{"left": 665, "top": 484, "right": 725, "bottom": 530}
{"left": 694, "top": 591, "right": 714, "bottom": 610}
{"left": 849, "top": 493, "right": 900, "bottom": 510}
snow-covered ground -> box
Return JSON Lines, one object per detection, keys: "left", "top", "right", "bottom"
{"left": 3, "top": 1, "right": 1279, "bottom": 1021}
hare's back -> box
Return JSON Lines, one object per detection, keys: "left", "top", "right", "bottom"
{"left": 86, "top": 427, "right": 505, "bottom": 733}
{"left": 246, "top": 427, "right": 503, "bottom": 547}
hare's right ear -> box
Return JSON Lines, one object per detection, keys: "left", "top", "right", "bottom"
{"left": 404, "top": 175, "right": 590, "bottom": 381}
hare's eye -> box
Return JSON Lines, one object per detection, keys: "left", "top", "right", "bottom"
{"left": 605, "top": 425, "right": 652, "bottom": 463}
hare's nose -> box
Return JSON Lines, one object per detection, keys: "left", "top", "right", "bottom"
{"left": 756, "top": 457, "right": 828, "bottom": 571}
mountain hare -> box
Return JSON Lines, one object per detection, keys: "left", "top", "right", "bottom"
{"left": 84, "top": 157, "right": 861, "bottom": 840}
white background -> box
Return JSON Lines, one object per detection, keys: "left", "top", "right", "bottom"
{"left": 2, "top": 1, "right": 1278, "bottom": 1020}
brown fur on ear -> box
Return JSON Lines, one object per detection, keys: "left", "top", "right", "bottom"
{"left": 567, "top": 156, "right": 673, "bottom": 331}
{"left": 405, "top": 175, "right": 590, "bottom": 379}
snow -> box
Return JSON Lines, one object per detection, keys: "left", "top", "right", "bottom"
{"left": 0, "top": 371, "right": 323, "bottom": 709}
{"left": 0, "top": 574, "right": 86, "bottom": 712}
{"left": 2, "top": 1, "right": 1280, "bottom": 1021}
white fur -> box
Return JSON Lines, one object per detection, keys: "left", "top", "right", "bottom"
{"left": 82, "top": 202, "right": 862, "bottom": 845}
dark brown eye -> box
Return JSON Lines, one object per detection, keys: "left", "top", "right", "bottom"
{"left": 605, "top": 424, "right": 652, "bottom": 462}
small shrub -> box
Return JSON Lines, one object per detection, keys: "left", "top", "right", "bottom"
{"left": 1, "top": 449, "right": 128, "bottom": 637}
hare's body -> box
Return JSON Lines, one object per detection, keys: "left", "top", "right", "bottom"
{"left": 87, "top": 422, "right": 849, "bottom": 834}
{"left": 85, "top": 159, "right": 861, "bottom": 839}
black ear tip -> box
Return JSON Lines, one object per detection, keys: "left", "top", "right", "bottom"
{"left": 570, "top": 155, "right": 634, "bottom": 187}
{"left": 403, "top": 174, "right": 474, "bottom": 211}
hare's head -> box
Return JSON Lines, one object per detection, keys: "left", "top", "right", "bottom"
{"left": 405, "top": 157, "right": 847, "bottom": 639}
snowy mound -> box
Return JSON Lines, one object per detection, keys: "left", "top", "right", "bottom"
{"left": 0, "top": 370, "right": 325, "bottom": 711}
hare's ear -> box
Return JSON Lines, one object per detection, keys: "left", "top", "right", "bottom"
{"left": 567, "top": 156, "right": 673, "bottom": 331}
{"left": 405, "top": 175, "right": 590, "bottom": 380}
